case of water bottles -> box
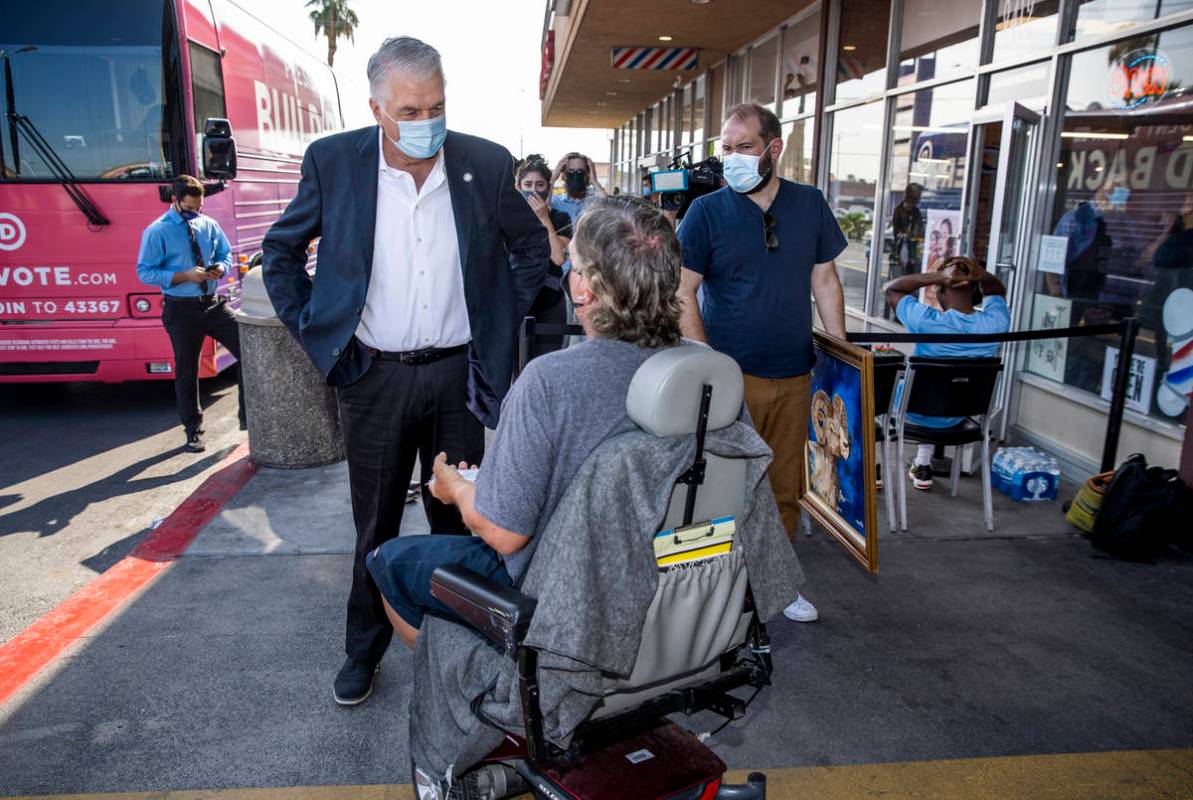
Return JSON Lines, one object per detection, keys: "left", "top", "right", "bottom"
{"left": 991, "top": 446, "right": 1061, "bottom": 502}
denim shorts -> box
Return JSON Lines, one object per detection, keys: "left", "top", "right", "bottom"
{"left": 365, "top": 534, "right": 513, "bottom": 628}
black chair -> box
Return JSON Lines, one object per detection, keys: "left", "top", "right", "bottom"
{"left": 892, "top": 357, "right": 1004, "bottom": 532}
{"left": 871, "top": 351, "right": 907, "bottom": 533}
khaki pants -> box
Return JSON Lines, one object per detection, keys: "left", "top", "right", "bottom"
{"left": 743, "top": 372, "right": 811, "bottom": 542}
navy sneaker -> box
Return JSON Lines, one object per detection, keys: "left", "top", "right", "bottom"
{"left": 333, "top": 657, "right": 378, "bottom": 706}
{"left": 184, "top": 432, "right": 206, "bottom": 453}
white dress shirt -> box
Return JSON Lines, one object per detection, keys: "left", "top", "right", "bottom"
{"left": 355, "top": 128, "right": 471, "bottom": 352}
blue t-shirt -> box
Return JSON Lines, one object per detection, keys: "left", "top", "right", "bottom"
{"left": 895, "top": 294, "right": 1010, "bottom": 428}
{"left": 677, "top": 181, "right": 847, "bottom": 378}
{"left": 474, "top": 337, "right": 669, "bottom": 580}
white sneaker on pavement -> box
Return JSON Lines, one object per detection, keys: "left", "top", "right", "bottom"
{"left": 783, "top": 594, "right": 819, "bottom": 622}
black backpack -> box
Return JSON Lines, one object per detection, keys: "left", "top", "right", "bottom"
{"left": 1089, "top": 453, "right": 1188, "bottom": 560}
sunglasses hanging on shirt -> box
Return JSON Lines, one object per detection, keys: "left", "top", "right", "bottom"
{"left": 762, "top": 211, "right": 779, "bottom": 252}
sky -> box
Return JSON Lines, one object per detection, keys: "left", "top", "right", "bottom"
{"left": 242, "top": 0, "right": 611, "bottom": 162}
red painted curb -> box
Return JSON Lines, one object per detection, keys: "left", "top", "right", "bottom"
{"left": 0, "top": 442, "right": 258, "bottom": 707}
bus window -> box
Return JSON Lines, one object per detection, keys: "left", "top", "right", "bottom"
{"left": 0, "top": 0, "right": 185, "bottom": 181}
{"left": 189, "top": 43, "right": 227, "bottom": 135}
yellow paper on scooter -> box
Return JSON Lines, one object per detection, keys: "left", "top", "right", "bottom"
{"left": 653, "top": 516, "right": 736, "bottom": 567}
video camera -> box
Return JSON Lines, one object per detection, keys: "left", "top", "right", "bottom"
{"left": 648, "top": 150, "right": 723, "bottom": 219}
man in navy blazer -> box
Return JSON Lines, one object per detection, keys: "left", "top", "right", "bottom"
{"left": 262, "top": 36, "right": 548, "bottom": 706}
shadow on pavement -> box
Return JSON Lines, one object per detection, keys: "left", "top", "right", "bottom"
{"left": 0, "top": 445, "right": 233, "bottom": 541}
{"left": 0, "top": 371, "right": 238, "bottom": 492}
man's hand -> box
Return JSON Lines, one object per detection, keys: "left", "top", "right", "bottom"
{"left": 429, "top": 452, "right": 478, "bottom": 507}
{"left": 586, "top": 156, "right": 608, "bottom": 195}
{"left": 939, "top": 264, "right": 971, "bottom": 288}
{"left": 188, "top": 266, "right": 210, "bottom": 283}
{"left": 552, "top": 156, "right": 567, "bottom": 183}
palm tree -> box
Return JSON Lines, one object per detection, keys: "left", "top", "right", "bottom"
{"left": 306, "top": 0, "right": 359, "bottom": 68}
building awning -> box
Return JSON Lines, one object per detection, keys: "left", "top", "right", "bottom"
{"left": 542, "top": 0, "right": 816, "bottom": 128}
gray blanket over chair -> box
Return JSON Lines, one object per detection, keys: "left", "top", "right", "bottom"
{"left": 408, "top": 420, "right": 804, "bottom": 784}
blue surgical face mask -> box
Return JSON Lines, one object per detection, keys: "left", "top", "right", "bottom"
{"left": 378, "top": 105, "right": 446, "bottom": 159}
{"left": 722, "top": 152, "right": 764, "bottom": 193}
{"left": 1109, "top": 186, "right": 1131, "bottom": 205}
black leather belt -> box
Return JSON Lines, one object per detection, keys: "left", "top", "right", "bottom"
{"left": 367, "top": 343, "right": 466, "bottom": 365}
{"left": 164, "top": 294, "right": 216, "bottom": 304}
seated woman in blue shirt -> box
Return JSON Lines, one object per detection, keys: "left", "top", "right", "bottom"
{"left": 882, "top": 256, "right": 1009, "bottom": 490}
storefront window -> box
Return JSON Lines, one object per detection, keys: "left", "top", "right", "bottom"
{"left": 898, "top": 0, "right": 981, "bottom": 83}
{"left": 692, "top": 75, "right": 705, "bottom": 145}
{"left": 1027, "top": 25, "right": 1193, "bottom": 426}
{"left": 991, "top": 0, "right": 1060, "bottom": 64}
{"left": 826, "top": 101, "right": 884, "bottom": 311}
{"left": 730, "top": 53, "right": 747, "bottom": 106}
{"left": 680, "top": 83, "right": 692, "bottom": 146}
{"left": 875, "top": 80, "right": 974, "bottom": 318}
{"left": 1073, "top": 0, "right": 1193, "bottom": 42}
{"left": 780, "top": 8, "right": 820, "bottom": 118}
{"left": 778, "top": 117, "right": 815, "bottom": 185}
{"left": 659, "top": 98, "right": 671, "bottom": 154}
{"left": 986, "top": 60, "right": 1050, "bottom": 106}
{"left": 708, "top": 65, "right": 724, "bottom": 138}
{"left": 835, "top": 0, "right": 891, "bottom": 104}
{"left": 749, "top": 35, "right": 779, "bottom": 111}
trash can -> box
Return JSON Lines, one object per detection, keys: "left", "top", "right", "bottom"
{"left": 235, "top": 266, "right": 345, "bottom": 468}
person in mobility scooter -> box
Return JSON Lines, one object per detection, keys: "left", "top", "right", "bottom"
{"left": 365, "top": 196, "right": 804, "bottom": 799}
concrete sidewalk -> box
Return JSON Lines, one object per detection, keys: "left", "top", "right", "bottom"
{"left": 1, "top": 459, "right": 1192, "bottom": 797}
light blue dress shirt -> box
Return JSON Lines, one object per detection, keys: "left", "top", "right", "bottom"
{"left": 136, "top": 208, "right": 232, "bottom": 297}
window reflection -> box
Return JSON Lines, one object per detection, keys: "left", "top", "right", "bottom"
{"left": 991, "top": 0, "right": 1060, "bottom": 64}
{"left": 826, "top": 101, "right": 883, "bottom": 311}
{"left": 986, "top": 61, "right": 1050, "bottom": 106}
{"left": 1073, "top": 0, "right": 1193, "bottom": 42}
{"left": 781, "top": 9, "right": 820, "bottom": 118}
{"left": 750, "top": 35, "right": 779, "bottom": 111}
{"left": 707, "top": 66, "right": 724, "bottom": 139}
{"left": 876, "top": 80, "right": 974, "bottom": 317}
{"left": 835, "top": 0, "right": 892, "bottom": 104}
{"left": 1030, "top": 26, "right": 1193, "bottom": 423}
{"left": 898, "top": 0, "right": 982, "bottom": 83}
{"left": 778, "top": 118, "right": 815, "bottom": 185}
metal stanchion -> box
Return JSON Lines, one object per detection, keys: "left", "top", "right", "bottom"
{"left": 1101, "top": 317, "right": 1139, "bottom": 473}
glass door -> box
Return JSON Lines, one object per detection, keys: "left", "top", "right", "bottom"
{"left": 960, "top": 102, "right": 1043, "bottom": 438}
{"left": 961, "top": 102, "right": 1041, "bottom": 299}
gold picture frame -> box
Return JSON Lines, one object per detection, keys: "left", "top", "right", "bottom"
{"left": 801, "top": 331, "right": 879, "bottom": 573}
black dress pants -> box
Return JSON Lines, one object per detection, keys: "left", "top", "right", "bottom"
{"left": 336, "top": 350, "right": 485, "bottom": 665}
{"left": 161, "top": 295, "right": 246, "bottom": 436}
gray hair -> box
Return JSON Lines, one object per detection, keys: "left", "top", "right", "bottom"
{"left": 572, "top": 196, "right": 682, "bottom": 349}
{"left": 367, "top": 37, "right": 443, "bottom": 98}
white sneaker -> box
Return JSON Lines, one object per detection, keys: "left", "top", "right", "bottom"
{"left": 783, "top": 594, "right": 819, "bottom": 623}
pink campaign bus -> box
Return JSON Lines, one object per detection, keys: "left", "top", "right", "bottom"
{"left": 0, "top": 0, "right": 341, "bottom": 382}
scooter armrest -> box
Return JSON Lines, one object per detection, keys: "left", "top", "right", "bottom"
{"left": 430, "top": 565, "right": 537, "bottom": 655}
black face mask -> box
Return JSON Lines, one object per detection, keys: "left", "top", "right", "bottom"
{"left": 521, "top": 188, "right": 551, "bottom": 202}
{"left": 565, "top": 170, "right": 587, "bottom": 195}
{"left": 745, "top": 146, "right": 775, "bottom": 195}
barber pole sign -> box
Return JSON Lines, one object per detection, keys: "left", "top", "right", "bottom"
{"left": 611, "top": 47, "right": 699, "bottom": 71}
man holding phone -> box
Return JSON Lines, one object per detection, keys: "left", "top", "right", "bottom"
{"left": 137, "top": 174, "right": 246, "bottom": 452}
